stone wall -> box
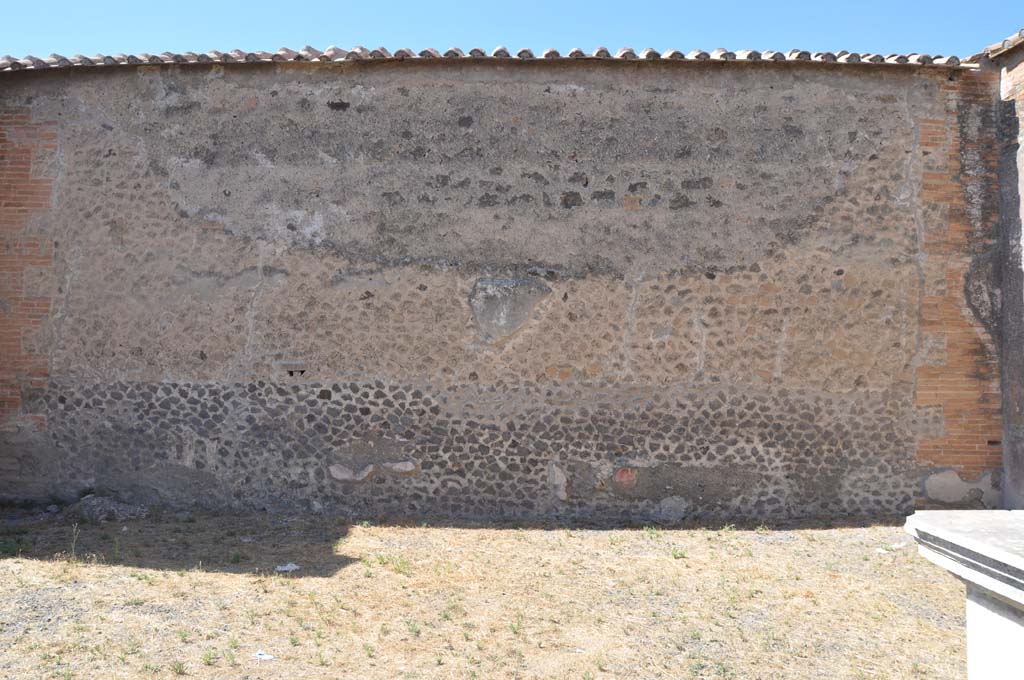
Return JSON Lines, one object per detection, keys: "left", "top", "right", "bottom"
{"left": 0, "top": 59, "right": 1007, "bottom": 520}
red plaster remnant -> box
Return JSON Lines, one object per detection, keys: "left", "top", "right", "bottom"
{"left": 913, "top": 69, "right": 1004, "bottom": 500}
{"left": 613, "top": 467, "right": 638, "bottom": 487}
{"left": 0, "top": 108, "right": 56, "bottom": 430}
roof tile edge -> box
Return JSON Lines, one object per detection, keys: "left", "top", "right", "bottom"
{"left": 974, "top": 28, "right": 1024, "bottom": 62}
{"left": 0, "top": 46, "right": 969, "bottom": 74}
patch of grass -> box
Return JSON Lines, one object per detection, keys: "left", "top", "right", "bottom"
{"left": 714, "top": 660, "right": 736, "bottom": 678}
{"left": 0, "top": 535, "right": 31, "bottom": 557}
{"left": 170, "top": 660, "right": 186, "bottom": 675}
{"left": 405, "top": 620, "right": 422, "bottom": 637}
{"left": 375, "top": 553, "right": 412, "bottom": 576}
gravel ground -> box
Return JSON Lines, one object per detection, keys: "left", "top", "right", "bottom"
{"left": 0, "top": 512, "right": 964, "bottom": 679}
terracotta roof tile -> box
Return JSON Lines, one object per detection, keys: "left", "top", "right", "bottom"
{"left": 971, "top": 28, "right": 1024, "bottom": 62}
{"left": 0, "top": 44, "right": 972, "bottom": 73}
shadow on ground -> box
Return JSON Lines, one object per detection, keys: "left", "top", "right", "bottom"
{"left": 0, "top": 509, "right": 356, "bottom": 577}
{"left": 0, "top": 500, "right": 910, "bottom": 578}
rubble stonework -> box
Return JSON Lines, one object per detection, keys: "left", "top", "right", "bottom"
{"left": 0, "top": 40, "right": 1021, "bottom": 519}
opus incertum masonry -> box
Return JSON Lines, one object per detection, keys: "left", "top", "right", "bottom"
{"left": 3, "top": 31, "right": 1024, "bottom": 520}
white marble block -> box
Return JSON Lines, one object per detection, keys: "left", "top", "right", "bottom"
{"left": 905, "top": 511, "right": 1024, "bottom": 679}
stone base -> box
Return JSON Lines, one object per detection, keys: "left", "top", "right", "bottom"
{"left": 906, "top": 510, "right": 1024, "bottom": 680}
{"left": 967, "top": 584, "right": 1024, "bottom": 679}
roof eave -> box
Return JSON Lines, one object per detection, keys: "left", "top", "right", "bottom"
{"left": 980, "top": 28, "right": 1024, "bottom": 62}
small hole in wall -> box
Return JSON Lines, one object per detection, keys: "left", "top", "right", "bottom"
{"left": 988, "top": 440, "right": 1001, "bottom": 446}
{"left": 287, "top": 369, "right": 306, "bottom": 377}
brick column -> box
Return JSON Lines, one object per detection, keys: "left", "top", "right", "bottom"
{"left": 914, "top": 69, "right": 1004, "bottom": 505}
{"left": 0, "top": 107, "right": 56, "bottom": 432}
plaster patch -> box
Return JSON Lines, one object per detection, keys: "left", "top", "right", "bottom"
{"left": 468, "top": 277, "right": 551, "bottom": 343}
{"left": 924, "top": 469, "right": 1001, "bottom": 508}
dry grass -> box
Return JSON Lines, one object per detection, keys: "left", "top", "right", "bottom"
{"left": 0, "top": 513, "right": 964, "bottom": 679}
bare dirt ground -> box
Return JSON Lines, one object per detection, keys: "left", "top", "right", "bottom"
{"left": 0, "top": 512, "right": 964, "bottom": 679}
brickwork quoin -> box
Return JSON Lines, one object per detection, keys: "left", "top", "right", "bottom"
{"left": 0, "top": 108, "right": 55, "bottom": 429}
{"left": 914, "top": 69, "right": 1004, "bottom": 507}
{"left": 0, "top": 56, "right": 1015, "bottom": 519}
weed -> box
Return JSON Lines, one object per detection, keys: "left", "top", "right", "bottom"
{"left": 202, "top": 649, "right": 217, "bottom": 666}
{"left": 714, "top": 661, "right": 736, "bottom": 678}
{"left": 510, "top": 613, "right": 524, "bottom": 636}
{"left": 69, "top": 523, "right": 80, "bottom": 561}
{"left": 671, "top": 546, "right": 686, "bottom": 559}
{"left": 170, "top": 660, "right": 186, "bottom": 675}
{"left": 406, "top": 620, "right": 422, "bottom": 637}
{"left": 389, "top": 555, "right": 412, "bottom": 576}
{"left": 363, "top": 643, "right": 376, "bottom": 658}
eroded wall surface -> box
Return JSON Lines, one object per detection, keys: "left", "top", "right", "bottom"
{"left": 997, "top": 51, "right": 1024, "bottom": 509}
{"left": 0, "top": 61, "right": 1005, "bottom": 519}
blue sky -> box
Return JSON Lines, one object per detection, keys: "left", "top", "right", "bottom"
{"left": 1, "top": 0, "right": 1022, "bottom": 60}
